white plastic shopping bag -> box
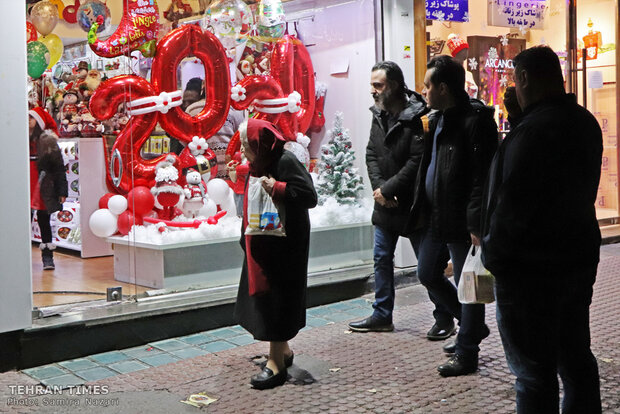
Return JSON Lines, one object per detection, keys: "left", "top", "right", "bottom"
{"left": 457, "top": 245, "right": 495, "bottom": 304}
{"left": 245, "top": 176, "right": 286, "bottom": 237}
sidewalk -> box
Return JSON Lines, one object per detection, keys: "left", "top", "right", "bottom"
{"left": 2, "top": 245, "right": 620, "bottom": 414}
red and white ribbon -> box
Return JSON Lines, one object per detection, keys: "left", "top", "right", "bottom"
{"left": 253, "top": 91, "right": 302, "bottom": 114}
{"left": 126, "top": 90, "right": 183, "bottom": 116}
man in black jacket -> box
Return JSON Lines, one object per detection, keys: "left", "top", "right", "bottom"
{"left": 482, "top": 46, "right": 602, "bottom": 413}
{"left": 411, "top": 55, "right": 498, "bottom": 376}
{"left": 348, "top": 61, "right": 430, "bottom": 332}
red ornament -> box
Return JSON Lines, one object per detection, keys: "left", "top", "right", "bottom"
{"left": 117, "top": 210, "right": 142, "bottom": 236}
{"left": 127, "top": 186, "right": 155, "bottom": 215}
{"left": 98, "top": 193, "right": 115, "bottom": 209}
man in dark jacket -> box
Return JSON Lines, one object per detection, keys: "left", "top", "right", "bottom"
{"left": 481, "top": 46, "right": 602, "bottom": 413}
{"left": 348, "top": 61, "right": 430, "bottom": 332}
{"left": 411, "top": 55, "right": 498, "bottom": 376}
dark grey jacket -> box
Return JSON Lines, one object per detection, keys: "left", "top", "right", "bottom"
{"left": 366, "top": 91, "right": 429, "bottom": 235}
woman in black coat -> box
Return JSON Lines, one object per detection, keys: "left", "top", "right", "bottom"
{"left": 234, "top": 118, "right": 317, "bottom": 390}
{"left": 29, "top": 108, "right": 68, "bottom": 270}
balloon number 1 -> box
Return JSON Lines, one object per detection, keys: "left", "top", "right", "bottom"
{"left": 90, "top": 25, "right": 230, "bottom": 195}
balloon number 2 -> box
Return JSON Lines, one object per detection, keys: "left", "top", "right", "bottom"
{"left": 90, "top": 25, "right": 230, "bottom": 195}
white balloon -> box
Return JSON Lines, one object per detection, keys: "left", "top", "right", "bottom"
{"left": 89, "top": 209, "right": 118, "bottom": 238}
{"left": 107, "top": 195, "right": 128, "bottom": 215}
{"left": 218, "top": 191, "right": 237, "bottom": 217}
{"left": 207, "top": 178, "right": 231, "bottom": 204}
{"left": 199, "top": 197, "right": 218, "bottom": 218}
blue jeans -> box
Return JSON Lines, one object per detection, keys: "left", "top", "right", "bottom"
{"left": 371, "top": 226, "right": 415, "bottom": 322}
{"left": 495, "top": 268, "right": 601, "bottom": 414}
{"left": 411, "top": 227, "right": 486, "bottom": 356}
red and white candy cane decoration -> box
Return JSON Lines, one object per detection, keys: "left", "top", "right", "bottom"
{"left": 91, "top": 24, "right": 231, "bottom": 195}
{"left": 126, "top": 90, "right": 183, "bottom": 116}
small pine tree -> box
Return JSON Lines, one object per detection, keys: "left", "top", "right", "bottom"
{"left": 316, "top": 112, "right": 364, "bottom": 205}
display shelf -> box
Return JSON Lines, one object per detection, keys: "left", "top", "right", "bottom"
{"left": 31, "top": 137, "right": 113, "bottom": 258}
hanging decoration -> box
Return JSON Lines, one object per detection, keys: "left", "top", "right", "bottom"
{"left": 202, "top": 0, "right": 254, "bottom": 50}
{"left": 63, "top": 0, "right": 81, "bottom": 24}
{"left": 39, "top": 34, "right": 64, "bottom": 69}
{"left": 27, "top": 41, "right": 50, "bottom": 79}
{"left": 88, "top": 0, "right": 160, "bottom": 58}
{"left": 26, "top": 22, "right": 38, "bottom": 43}
{"left": 30, "top": 0, "right": 60, "bottom": 36}
{"left": 77, "top": 0, "right": 112, "bottom": 33}
{"left": 256, "top": 0, "right": 285, "bottom": 41}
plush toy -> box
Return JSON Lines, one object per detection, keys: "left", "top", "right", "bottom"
{"left": 81, "top": 69, "right": 102, "bottom": 103}
{"left": 74, "top": 61, "right": 89, "bottom": 90}
{"left": 151, "top": 155, "right": 185, "bottom": 220}
{"left": 254, "top": 51, "right": 271, "bottom": 75}
{"left": 59, "top": 89, "right": 81, "bottom": 137}
{"left": 164, "top": 0, "right": 193, "bottom": 22}
{"left": 182, "top": 168, "right": 207, "bottom": 218}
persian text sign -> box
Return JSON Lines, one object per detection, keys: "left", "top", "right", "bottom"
{"left": 488, "top": 0, "right": 548, "bottom": 30}
{"left": 426, "top": 0, "right": 469, "bottom": 23}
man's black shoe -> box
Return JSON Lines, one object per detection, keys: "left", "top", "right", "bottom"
{"left": 443, "top": 340, "right": 456, "bottom": 354}
{"left": 437, "top": 354, "right": 478, "bottom": 377}
{"left": 426, "top": 321, "right": 456, "bottom": 340}
{"left": 348, "top": 316, "right": 394, "bottom": 332}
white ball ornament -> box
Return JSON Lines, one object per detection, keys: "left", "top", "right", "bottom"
{"left": 107, "top": 195, "right": 128, "bottom": 215}
{"left": 89, "top": 209, "right": 118, "bottom": 238}
{"left": 199, "top": 198, "right": 218, "bottom": 218}
{"left": 207, "top": 178, "right": 231, "bottom": 205}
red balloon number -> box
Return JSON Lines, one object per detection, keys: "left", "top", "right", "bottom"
{"left": 91, "top": 25, "right": 231, "bottom": 195}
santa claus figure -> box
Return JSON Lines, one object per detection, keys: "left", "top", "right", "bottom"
{"left": 151, "top": 155, "right": 185, "bottom": 220}
{"left": 182, "top": 168, "right": 206, "bottom": 218}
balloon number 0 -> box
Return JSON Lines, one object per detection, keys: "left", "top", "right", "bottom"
{"left": 91, "top": 25, "right": 231, "bottom": 195}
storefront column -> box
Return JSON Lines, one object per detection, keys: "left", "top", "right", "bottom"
{"left": 0, "top": 5, "right": 32, "bottom": 333}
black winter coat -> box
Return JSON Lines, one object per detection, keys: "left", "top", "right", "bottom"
{"left": 30, "top": 132, "right": 68, "bottom": 213}
{"left": 234, "top": 150, "right": 318, "bottom": 341}
{"left": 481, "top": 94, "right": 602, "bottom": 276}
{"left": 366, "top": 91, "right": 429, "bottom": 235}
{"left": 410, "top": 96, "right": 498, "bottom": 242}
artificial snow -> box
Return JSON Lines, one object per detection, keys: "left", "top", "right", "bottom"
{"left": 118, "top": 196, "right": 372, "bottom": 245}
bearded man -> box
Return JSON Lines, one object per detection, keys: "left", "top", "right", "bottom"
{"left": 348, "top": 61, "right": 431, "bottom": 332}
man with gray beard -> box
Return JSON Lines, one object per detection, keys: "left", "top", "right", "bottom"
{"left": 348, "top": 61, "right": 434, "bottom": 332}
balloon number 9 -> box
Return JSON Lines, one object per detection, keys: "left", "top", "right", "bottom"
{"left": 90, "top": 25, "right": 231, "bottom": 195}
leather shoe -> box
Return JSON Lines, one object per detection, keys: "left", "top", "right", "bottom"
{"left": 284, "top": 352, "right": 294, "bottom": 368}
{"left": 437, "top": 354, "right": 478, "bottom": 377}
{"left": 443, "top": 340, "right": 456, "bottom": 354}
{"left": 348, "top": 316, "right": 394, "bottom": 332}
{"left": 250, "top": 367, "right": 288, "bottom": 390}
{"left": 426, "top": 321, "right": 456, "bottom": 341}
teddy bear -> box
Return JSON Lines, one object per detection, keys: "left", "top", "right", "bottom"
{"left": 182, "top": 168, "right": 207, "bottom": 218}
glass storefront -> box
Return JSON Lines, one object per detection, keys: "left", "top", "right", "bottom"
{"left": 18, "top": 0, "right": 619, "bottom": 320}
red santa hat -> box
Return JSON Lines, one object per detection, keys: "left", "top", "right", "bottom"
{"left": 29, "top": 107, "right": 58, "bottom": 134}
{"left": 446, "top": 34, "right": 469, "bottom": 57}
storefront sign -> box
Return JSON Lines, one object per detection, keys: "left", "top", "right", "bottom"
{"left": 425, "top": 0, "right": 469, "bottom": 23}
{"left": 488, "top": 0, "right": 548, "bottom": 30}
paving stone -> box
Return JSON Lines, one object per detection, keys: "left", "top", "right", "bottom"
{"left": 22, "top": 365, "right": 66, "bottom": 380}
{"left": 73, "top": 366, "right": 117, "bottom": 382}
{"left": 57, "top": 358, "right": 99, "bottom": 372}
{"left": 90, "top": 351, "right": 130, "bottom": 365}
{"left": 149, "top": 339, "right": 190, "bottom": 352}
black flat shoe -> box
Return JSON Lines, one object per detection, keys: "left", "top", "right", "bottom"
{"left": 348, "top": 316, "right": 394, "bottom": 332}
{"left": 443, "top": 340, "right": 456, "bottom": 354}
{"left": 250, "top": 367, "right": 288, "bottom": 390}
{"left": 284, "top": 352, "right": 294, "bottom": 368}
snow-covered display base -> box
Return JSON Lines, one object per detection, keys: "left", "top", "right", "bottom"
{"left": 106, "top": 197, "right": 374, "bottom": 290}
{"left": 120, "top": 197, "right": 373, "bottom": 245}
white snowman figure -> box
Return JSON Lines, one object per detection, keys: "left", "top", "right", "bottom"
{"left": 182, "top": 168, "right": 206, "bottom": 218}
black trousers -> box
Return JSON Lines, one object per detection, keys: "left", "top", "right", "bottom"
{"left": 36, "top": 210, "right": 53, "bottom": 244}
{"left": 495, "top": 267, "right": 601, "bottom": 414}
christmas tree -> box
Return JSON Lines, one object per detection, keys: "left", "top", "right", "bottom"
{"left": 316, "top": 112, "right": 364, "bottom": 205}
